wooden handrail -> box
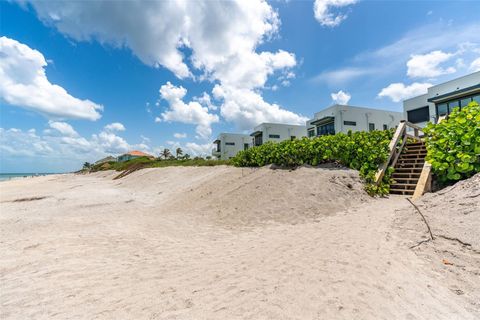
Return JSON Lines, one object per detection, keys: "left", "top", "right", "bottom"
{"left": 375, "top": 122, "right": 406, "bottom": 184}
{"left": 375, "top": 120, "right": 427, "bottom": 184}
{"left": 403, "top": 121, "right": 423, "bottom": 131}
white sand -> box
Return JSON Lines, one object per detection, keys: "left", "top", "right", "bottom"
{"left": 1, "top": 166, "right": 478, "bottom": 319}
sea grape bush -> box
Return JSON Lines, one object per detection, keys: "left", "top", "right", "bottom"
{"left": 423, "top": 101, "right": 480, "bottom": 182}
{"left": 232, "top": 130, "right": 394, "bottom": 195}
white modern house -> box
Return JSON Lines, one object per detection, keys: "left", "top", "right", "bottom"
{"left": 306, "top": 104, "right": 403, "bottom": 137}
{"left": 212, "top": 133, "right": 251, "bottom": 160}
{"left": 403, "top": 72, "right": 480, "bottom": 127}
{"left": 250, "top": 123, "right": 307, "bottom": 146}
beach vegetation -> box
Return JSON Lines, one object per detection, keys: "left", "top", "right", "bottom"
{"left": 424, "top": 101, "right": 480, "bottom": 183}
{"left": 89, "top": 156, "right": 230, "bottom": 175}
{"left": 231, "top": 130, "right": 394, "bottom": 196}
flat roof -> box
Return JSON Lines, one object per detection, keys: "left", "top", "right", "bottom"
{"left": 427, "top": 84, "right": 480, "bottom": 103}
{"left": 310, "top": 116, "right": 335, "bottom": 126}
{"left": 312, "top": 104, "right": 402, "bottom": 119}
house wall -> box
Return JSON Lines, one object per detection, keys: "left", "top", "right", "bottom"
{"left": 212, "top": 133, "right": 251, "bottom": 160}
{"left": 403, "top": 72, "right": 480, "bottom": 126}
{"left": 307, "top": 105, "right": 403, "bottom": 135}
{"left": 253, "top": 123, "right": 307, "bottom": 144}
{"left": 118, "top": 154, "right": 140, "bottom": 162}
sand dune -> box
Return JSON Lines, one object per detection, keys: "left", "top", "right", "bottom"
{"left": 1, "top": 166, "right": 478, "bottom": 319}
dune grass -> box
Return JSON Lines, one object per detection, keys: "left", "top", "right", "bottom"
{"left": 90, "top": 157, "right": 231, "bottom": 173}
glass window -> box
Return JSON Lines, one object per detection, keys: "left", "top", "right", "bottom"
{"left": 244, "top": 143, "right": 249, "bottom": 150}
{"left": 383, "top": 124, "right": 388, "bottom": 130}
{"left": 290, "top": 136, "right": 296, "bottom": 140}
{"left": 448, "top": 100, "right": 459, "bottom": 111}
{"left": 343, "top": 121, "right": 356, "bottom": 126}
{"left": 436, "top": 103, "right": 448, "bottom": 116}
{"left": 369, "top": 123, "right": 375, "bottom": 131}
{"left": 460, "top": 97, "right": 472, "bottom": 108}
{"left": 308, "top": 129, "right": 315, "bottom": 137}
{"left": 254, "top": 135, "right": 263, "bottom": 146}
{"left": 268, "top": 134, "right": 280, "bottom": 139}
{"left": 473, "top": 95, "right": 480, "bottom": 104}
{"left": 225, "top": 142, "right": 235, "bottom": 146}
{"left": 316, "top": 122, "right": 335, "bottom": 136}
{"left": 407, "top": 106, "right": 430, "bottom": 123}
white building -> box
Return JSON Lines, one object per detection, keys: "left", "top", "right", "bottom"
{"left": 250, "top": 123, "right": 307, "bottom": 146}
{"left": 306, "top": 104, "right": 403, "bottom": 137}
{"left": 212, "top": 133, "right": 251, "bottom": 160}
{"left": 403, "top": 72, "right": 480, "bottom": 127}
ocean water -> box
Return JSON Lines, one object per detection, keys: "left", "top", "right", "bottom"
{"left": 0, "top": 173, "right": 55, "bottom": 182}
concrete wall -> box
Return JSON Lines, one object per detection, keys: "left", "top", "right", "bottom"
{"left": 307, "top": 105, "right": 403, "bottom": 135}
{"left": 212, "top": 133, "right": 251, "bottom": 160}
{"left": 403, "top": 72, "right": 480, "bottom": 126}
{"left": 252, "top": 123, "right": 307, "bottom": 145}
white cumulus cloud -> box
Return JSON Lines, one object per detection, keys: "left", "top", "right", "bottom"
{"left": 313, "top": 0, "right": 358, "bottom": 27}
{"left": 104, "top": 122, "right": 126, "bottom": 132}
{"left": 48, "top": 121, "right": 78, "bottom": 137}
{"left": 378, "top": 82, "right": 432, "bottom": 103}
{"left": 470, "top": 57, "right": 480, "bottom": 72}
{"left": 0, "top": 36, "right": 103, "bottom": 121}
{"left": 406, "top": 50, "right": 456, "bottom": 78}
{"left": 213, "top": 85, "right": 308, "bottom": 130}
{"left": 22, "top": 0, "right": 304, "bottom": 132}
{"left": 331, "top": 90, "right": 351, "bottom": 105}
{"left": 159, "top": 82, "right": 219, "bottom": 140}
{"left": 173, "top": 132, "right": 187, "bottom": 139}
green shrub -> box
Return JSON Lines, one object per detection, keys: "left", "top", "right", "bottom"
{"left": 232, "top": 130, "right": 394, "bottom": 196}
{"left": 423, "top": 101, "right": 480, "bottom": 182}
{"left": 90, "top": 157, "right": 230, "bottom": 173}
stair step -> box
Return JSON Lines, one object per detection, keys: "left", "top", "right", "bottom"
{"left": 395, "top": 164, "right": 424, "bottom": 169}
{"left": 390, "top": 189, "right": 415, "bottom": 195}
{"left": 391, "top": 182, "right": 418, "bottom": 187}
{"left": 394, "top": 167, "right": 423, "bottom": 172}
{"left": 392, "top": 177, "right": 420, "bottom": 182}
{"left": 397, "top": 159, "right": 425, "bottom": 164}
{"left": 392, "top": 173, "right": 421, "bottom": 178}
{"left": 400, "top": 153, "right": 427, "bottom": 158}
{"left": 406, "top": 142, "right": 425, "bottom": 146}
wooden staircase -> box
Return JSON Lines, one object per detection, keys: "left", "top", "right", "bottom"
{"left": 390, "top": 141, "right": 427, "bottom": 195}
{"left": 375, "top": 120, "right": 432, "bottom": 198}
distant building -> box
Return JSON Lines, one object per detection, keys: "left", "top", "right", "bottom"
{"left": 94, "top": 156, "right": 117, "bottom": 165}
{"left": 250, "top": 123, "right": 307, "bottom": 146}
{"left": 212, "top": 133, "right": 251, "bottom": 160}
{"left": 117, "top": 150, "right": 155, "bottom": 162}
{"left": 306, "top": 105, "right": 403, "bottom": 137}
{"left": 403, "top": 72, "right": 480, "bottom": 127}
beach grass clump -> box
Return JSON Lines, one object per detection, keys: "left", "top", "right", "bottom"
{"left": 90, "top": 156, "right": 230, "bottom": 173}
{"left": 231, "top": 129, "right": 394, "bottom": 196}
{"left": 424, "top": 101, "right": 480, "bottom": 183}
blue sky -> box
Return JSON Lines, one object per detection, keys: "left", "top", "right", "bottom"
{"left": 1, "top": 0, "right": 480, "bottom": 173}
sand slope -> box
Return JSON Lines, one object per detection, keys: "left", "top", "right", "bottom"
{"left": 1, "top": 166, "right": 478, "bottom": 319}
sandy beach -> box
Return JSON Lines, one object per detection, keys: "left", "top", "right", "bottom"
{"left": 1, "top": 166, "right": 479, "bottom": 319}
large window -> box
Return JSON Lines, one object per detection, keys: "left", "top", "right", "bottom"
{"left": 254, "top": 135, "right": 263, "bottom": 146}
{"left": 407, "top": 106, "right": 430, "bottom": 123}
{"left": 308, "top": 129, "right": 315, "bottom": 137}
{"left": 316, "top": 122, "right": 335, "bottom": 136}
{"left": 435, "top": 92, "right": 480, "bottom": 117}
{"left": 244, "top": 143, "right": 249, "bottom": 150}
